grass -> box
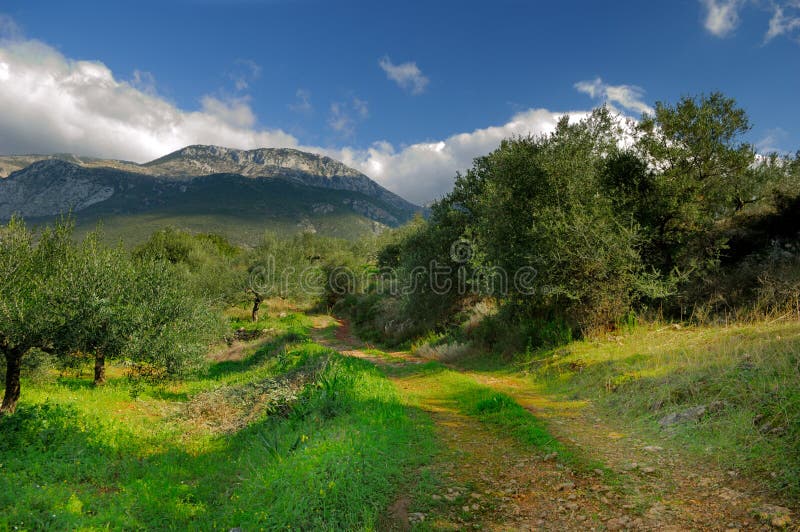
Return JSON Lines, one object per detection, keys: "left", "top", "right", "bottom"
{"left": 0, "top": 312, "right": 435, "bottom": 529}
{"left": 511, "top": 320, "right": 800, "bottom": 499}
{"left": 388, "top": 361, "right": 576, "bottom": 464}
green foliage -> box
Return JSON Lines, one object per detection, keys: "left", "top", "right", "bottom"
{"left": 1, "top": 218, "right": 222, "bottom": 411}
{"left": 134, "top": 227, "right": 243, "bottom": 307}
{"left": 0, "top": 340, "right": 434, "bottom": 529}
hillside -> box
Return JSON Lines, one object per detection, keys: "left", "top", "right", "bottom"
{"left": 0, "top": 146, "right": 421, "bottom": 244}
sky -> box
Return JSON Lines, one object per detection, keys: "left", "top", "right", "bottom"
{"left": 0, "top": 0, "right": 799, "bottom": 204}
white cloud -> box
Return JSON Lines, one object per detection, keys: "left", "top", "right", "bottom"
{"left": 0, "top": 22, "right": 606, "bottom": 205}
{"left": 700, "top": 0, "right": 742, "bottom": 37}
{"left": 326, "top": 108, "right": 588, "bottom": 204}
{"left": 766, "top": 3, "right": 800, "bottom": 41}
{"left": 288, "top": 88, "right": 312, "bottom": 114}
{"left": 229, "top": 58, "right": 261, "bottom": 91}
{"left": 756, "top": 127, "right": 790, "bottom": 153}
{"left": 378, "top": 56, "right": 429, "bottom": 95}
{"left": 130, "top": 69, "right": 157, "bottom": 95}
{"left": 326, "top": 96, "right": 369, "bottom": 138}
{"left": 699, "top": 0, "right": 800, "bottom": 43}
{"left": 574, "top": 78, "right": 653, "bottom": 115}
{"left": 0, "top": 36, "right": 297, "bottom": 162}
{"left": 352, "top": 97, "right": 369, "bottom": 119}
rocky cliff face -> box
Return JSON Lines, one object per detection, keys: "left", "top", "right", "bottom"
{"left": 0, "top": 145, "right": 418, "bottom": 216}
{"left": 0, "top": 160, "right": 116, "bottom": 218}
{"left": 0, "top": 146, "right": 421, "bottom": 230}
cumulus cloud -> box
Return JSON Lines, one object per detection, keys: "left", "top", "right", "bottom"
{"left": 378, "top": 56, "right": 429, "bottom": 95}
{"left": 326, "top": 108, "right": 588, "bottom": 204}
{"left": 700, "top": 0, "right": 742, "bottom": 37}
{"left": 0, "top": 20, "right": 605, "bottom": 205}
{"left": 574, "top": 78, "right": 653, "bottom": 115}
{"left": 0, "top": 36, "right": 297, "bottom": 162}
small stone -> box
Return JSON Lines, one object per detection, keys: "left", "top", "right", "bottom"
{"left": 594, "top": 468, "right": 605, "bottom": 476}
{"left": 658, "top": 405, "right": 707, "bottom": 427}
{"left": 431, "top": 494, "right": 441, "bottom": 501}
{"left": 408, "top": 513, "right": 426, "bottom": 524}
{"left": 558, "top": 481, "right": 575, "bottom": 491}
{"left": 643, "top": 445, "right": 664, "bottom": 453}
{"left": 543, "top": 452, "right": 558, "bottom": 461}
{"left": 623, "top": 462, "right": 639, "bottom": 471}
{"left": 641, "top": 466, "right": 657, "bottom": 474}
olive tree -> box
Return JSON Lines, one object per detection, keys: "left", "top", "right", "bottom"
{"left": 0, "top": 218, "right": 73, "bottom": 413}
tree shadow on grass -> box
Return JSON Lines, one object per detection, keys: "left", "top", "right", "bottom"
{"left": 1, "top": 355, "right": 435, "bottom": 530}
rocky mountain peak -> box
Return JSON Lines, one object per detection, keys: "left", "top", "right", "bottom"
{"left": 143, "top": 145, "right": 365, "bottom": 180}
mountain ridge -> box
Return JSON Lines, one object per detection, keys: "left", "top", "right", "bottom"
{"left": 0, "top": 145, "right": 422, "bottom": 243}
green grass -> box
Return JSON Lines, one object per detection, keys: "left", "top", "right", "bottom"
{"left": 390, "top": 362, "right": 576, "bottom": 463}
{"left": 0, "top": 313, "right": 435, "bottom": 529}
{"left": 517, "top": 320, "right": 800, "bottom": 499}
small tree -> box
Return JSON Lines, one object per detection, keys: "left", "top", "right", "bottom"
{"left": 54, "top": 231, "right": 138, "bottom": 385}
{"left": 0, "top": 218, "right": 74, "bottom": 414}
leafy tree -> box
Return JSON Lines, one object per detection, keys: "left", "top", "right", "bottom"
{"left": 454, "top": 108, "right": 645, "bottom": 330}
{"left": 635, "top": 92, "right": 760, "bottom": 276}
{"left": 0, "top": 218, "right": 74, "bottom": 413}
{"left": 134, "top": 227, "right": 243, "bottom": 307}
{"left": 54, "top": 231, "right": 138, "bottom": 385}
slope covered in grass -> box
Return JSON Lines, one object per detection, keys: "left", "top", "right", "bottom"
{"left": 0, "top": 313, "right": 433, "bottom": 529}
{"left": 520, "top": 321, "right": 800, "bottom": 498}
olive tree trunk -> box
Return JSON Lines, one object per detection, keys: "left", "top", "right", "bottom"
{"left": 1, "top": 349, "right": 23, "bottom": 415}
{"left": 251, "top": 294, "right": 263, "bottom": 322}
{"left": 93, "top": 352, "right": 106, "bottom": 385}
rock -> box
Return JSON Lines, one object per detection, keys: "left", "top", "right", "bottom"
{"left": 641, "top": 466, "right": 657, "bottom": 474}
{"left": 431, "top": 494, "right": 441, "bottom": 501}
{"left": 408, "top": 512, "right": 426, "bottom": 524}
{"left": 643, "top": 445, "right": 664, "bottom": 453}
{"left": 622, "top": 462, "right": 639, "bottom": 471}
{"left": 658, "top": 405, "right": 707, "bottom": 427}
{"left": 557, "top": 481, "right": 575, "bottom": 491}
{"left": 542, "top": 452, "right": 558, "bottom": 461}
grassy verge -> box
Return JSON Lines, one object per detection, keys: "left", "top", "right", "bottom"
{"left": 515, "top": 320, "right": 800, "bottom": 499}
{"left": 0, "top": 313, "right": 434, "bottom": 529}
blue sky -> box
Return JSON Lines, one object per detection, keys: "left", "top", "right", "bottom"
{"left": 0, "top": 0, "right": 799, "bottom": 203}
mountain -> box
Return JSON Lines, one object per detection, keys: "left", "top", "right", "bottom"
{"left": 0, "top": 145, "right": 421, "bottom": 244}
